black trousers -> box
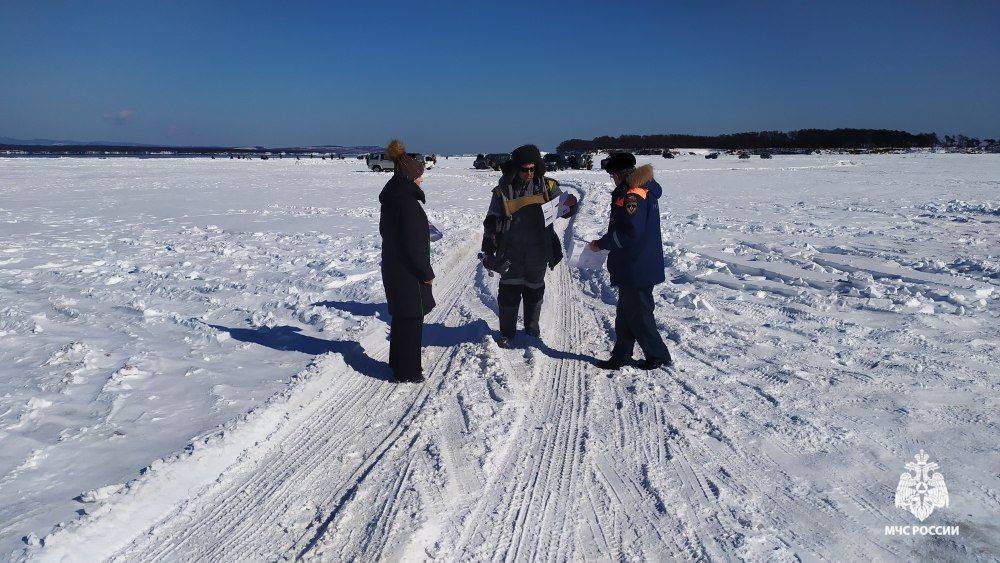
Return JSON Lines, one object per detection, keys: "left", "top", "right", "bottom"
{"left": 498, "top": 262, "right": 547, "bottom": 337}
{"left": 389, "top": 316, "right": 423, "bottom": 380}
{"left": 611, "top": 285, "right": 672, "bottom": 363}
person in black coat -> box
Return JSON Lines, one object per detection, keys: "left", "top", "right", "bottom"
{"left": 379, "top": 140, "right": 434, "bottom": 383}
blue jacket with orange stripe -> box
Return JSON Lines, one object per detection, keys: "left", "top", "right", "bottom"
{"left": 595, "top": 164, "right": 666, "bottom": 287}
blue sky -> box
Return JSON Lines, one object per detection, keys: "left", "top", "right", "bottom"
{"left": 2, "top": 0, "right": 998, "bottom": 153}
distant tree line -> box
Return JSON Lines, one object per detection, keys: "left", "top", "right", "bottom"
{"left": 0, "top": 143, "right": 379, "bottom": 157}
{"left": 557, "top": 129, "right": 941, "bottom": 152}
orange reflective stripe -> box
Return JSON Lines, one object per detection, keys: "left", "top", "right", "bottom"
{"left": 626, "top": 187, "right": 648, "bottom": 199}
{"left": 614, "top": 197, "right": 625, "bottom": 206}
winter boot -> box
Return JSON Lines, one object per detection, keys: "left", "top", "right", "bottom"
{"left": 498, "top": 305, "right": 519, "bottom": 344}
{"left": 637, "top": 356, "right": 673, "bottom": 370}
{"left": 522, "top": 286, "right": 544, "bottom": 339}
{"left": 523, "top": 300, "right": 542, "bottom": 339}
{"left": 596, "top": 357, "right": 631, "bottom": 371}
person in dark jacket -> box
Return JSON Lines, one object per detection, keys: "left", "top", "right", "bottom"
{"left": 379, "top": 140, "right": 434, "bottom": 383}
{"left": 590, "top": 152, "right": 673, "bottom": 370}
{"left": 482, "top": 144, "right": 577, "bottom": 347}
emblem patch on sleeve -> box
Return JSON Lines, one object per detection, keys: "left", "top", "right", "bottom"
{"left": 625, "top": 194, "right": 639, "bottom": 215}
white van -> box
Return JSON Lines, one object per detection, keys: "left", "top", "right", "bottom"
{"left": 366, "top": 152, "right": 425, "bottom": 172}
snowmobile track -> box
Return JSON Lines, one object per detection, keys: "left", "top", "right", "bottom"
{"left": 88, "top": 238, "right": 483, "bottom": 561}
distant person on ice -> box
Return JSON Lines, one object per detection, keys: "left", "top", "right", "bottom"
{"left": 379, "top": 140, "right": 434, "bottom": 383}
{"left": 590, "top": 152, "right": 673, "bottom": 370}
{"left": 481, "top": 144, "right": 578, "bottom": 348}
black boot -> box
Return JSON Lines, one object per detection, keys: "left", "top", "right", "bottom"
{"left": 596, "top": 357, "right": 631, "bottom": 370}
{"left": 637, "top": 355, "right": 673, "bottom": 370}
{"left": 523, "top": 300, "right": 542, "bottom": 338}
{"left": 498, "top": 305, "right": 519, "bottom": 346}
{"left": 522, "top": 285, "right": 544, "bottom": 339}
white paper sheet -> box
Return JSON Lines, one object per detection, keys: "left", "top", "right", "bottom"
{"left": 542, "top": 193, "right": 571, "bottom": 227}
{"left": 573, "top": 244, "right": 608, "bottom": 270}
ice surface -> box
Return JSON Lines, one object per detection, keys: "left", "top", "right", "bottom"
{"left": 1, "top": 153, "right": 997, "bottom": 560}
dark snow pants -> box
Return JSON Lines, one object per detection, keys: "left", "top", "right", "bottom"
{"left": 610, "top": 285, "right": 672, "bottom": 363}
{"left": 498, "top": 262, "right": 547, "bottom": 338}
{"left": 389, "top": 316, "right": 423, "bottom": 381}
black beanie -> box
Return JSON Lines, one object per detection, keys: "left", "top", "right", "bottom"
{"left": 602, "top": 152, "right": 636, "bottom": 174}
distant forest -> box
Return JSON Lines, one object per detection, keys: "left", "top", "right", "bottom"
{"left": 557, "top": 129, "right": 941, "bottom": 152}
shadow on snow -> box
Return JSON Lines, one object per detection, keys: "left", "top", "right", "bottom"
{"left": 208, "top": 324, "right": 394, "bottom": 382}
{"left": 210, "top": 299, "right": 599, "bottom": 382}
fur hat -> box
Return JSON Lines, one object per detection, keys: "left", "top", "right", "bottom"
{"left": 510, "top": 144, "right": 542, "bottom": 168}
{"left": 602, "top": 152, "right": 636, "bottom": 174}
{"left": 387, "top": 139, "right": 424, "bottom": 182}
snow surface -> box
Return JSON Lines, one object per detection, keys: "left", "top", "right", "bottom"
{"left": 1, "top": 153, "right": 998, "bottom": 560}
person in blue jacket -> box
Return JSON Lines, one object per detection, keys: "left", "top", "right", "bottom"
{"left": 589, "top": 152, "right": 673, "bottom": 370}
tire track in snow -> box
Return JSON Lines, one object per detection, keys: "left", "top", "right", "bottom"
{"left": 38, "top": 238, "right": 482, "bottom": 562}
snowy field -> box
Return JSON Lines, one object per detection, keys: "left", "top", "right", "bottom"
{"left": 1, "top": 153, "right": 998, "bottom": 560}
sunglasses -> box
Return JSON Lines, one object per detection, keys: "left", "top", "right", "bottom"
{"left": 520, "top": 166, "right": 536, "bottom": 173}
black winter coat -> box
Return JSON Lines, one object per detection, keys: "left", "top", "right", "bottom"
{"left": 379, "top": 175, "right": 435, "bottom": 318}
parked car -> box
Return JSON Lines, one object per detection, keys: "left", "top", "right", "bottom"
{"left": 562, "top": 151, "right": 593, "bottom": 170}
{"left": 366, "top": 152, "right": 424, "bottom": 172}
{"left": 473, "top": 154, "right": 490, "bottom": 169}
{"left": 662, "top": 149, "right": 675, "bottom": 159}
{"left": 544, "top": 153, "right": 566, "bottom": 171}
{"left": 760, "top": 152, "right": 773, "bottom": 159}
{"left": 738, "top": 152, "right": 750, "bottom": 159}
{"left": 485, "top": 153, "right": 511, "bottom": 171}
{"left": 705, "top": 152, "right": 719, "bottom": 159}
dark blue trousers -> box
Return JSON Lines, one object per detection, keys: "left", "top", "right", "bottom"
{"left": 611, "top": 285, "right": 672, "bottom": 363}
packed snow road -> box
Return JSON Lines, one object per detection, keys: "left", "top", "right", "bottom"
{"left": 2, "top": 154, "right": 998, "bottom": 560}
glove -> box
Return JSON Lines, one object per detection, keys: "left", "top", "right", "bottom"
{"left": 561, "top": 193, "right": 579, "bottom": 218}
{"left": 479, "top": 252, "right": 511, "bottom": 275}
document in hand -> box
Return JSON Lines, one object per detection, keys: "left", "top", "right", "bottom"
{"left": 542, "top": 193, "right": 572, "bottom": 227}
{"left": 573, "top": 244, "right": 608, "bottom": 271}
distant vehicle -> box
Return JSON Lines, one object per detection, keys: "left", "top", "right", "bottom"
{"left": 543, "top": 153, "right": 566, "bottom": 171}
{"left": 662, "top": 149, "right": 674, "bottom": 159}
{"left": 760, "top": 152, "right": 772, "bottom": 159}
{"left": 705, "top": 152, "right": 719, "bottom": 159}
{"left": 636, "top": 148, "right": 660, "bottom": 155}
{"left": 473, "top": 154, "right": 490, "bottom": 169}
{"left": 738, "top": 152, "right": 750, "bottom": 159}
{"left": 689, "top": 151, "right": 697, "bottom": 155}
{"left": 560, "top": 151, "right": 593, "bottom": 170}
{"left": 366, "top": 152, "right": 425, "bottom": 172}
{"left": 260, "top": 154, "right": 269, "bottom": 160}
{"left": 425, "top": 154, "right": 437, "bottom": 169}
{"left": 479, "top": 153, "right": 510, "bottom": 171}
